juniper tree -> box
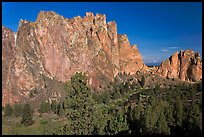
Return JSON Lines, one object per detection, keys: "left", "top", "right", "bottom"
{"left": 39, "top": 101, "right": 50, "bottom": 113}
{"left": 156, "top": 112, "right": 170, "bottom": 135}
{"left": 21, "top": 103, "right": 34, "bottom": 126}
{"left": 4, "top": 103, "right": 13, "bottom": 117}
{"left": 13, "top": 102, "right": 23, "bottom": 117}
{"left": 60, "top": 72, "right": 108, "bottom": 135}
{"left": 105, "top": 113, "right": 129, "bottom": 135}
{"left": 140, "top": 75, "right": 145, "bottom": 87}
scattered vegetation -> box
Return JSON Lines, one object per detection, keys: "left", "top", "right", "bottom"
{"left": 2, "top": 72, "right": 202, "bottom": 135}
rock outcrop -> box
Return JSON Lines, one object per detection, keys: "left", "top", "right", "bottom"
{"left": 3, "top": 11, "right": 202, "bottom": 106}
{"left": 2, "top": 11, "right": 146, "bottom": 105}
{"left": 157, "top": 50, "right": 202, "bottom": 82}
{"left": 118, "top": 34, "right": 147, "bottom": 75}
{"left": 2, "top": 26, "right": 21, "bottom": 105}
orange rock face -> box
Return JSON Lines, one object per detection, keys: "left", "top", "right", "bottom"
{"left": 2, "top": 26, "right": 21, "bottom": 106}
{"left": 157, "top": 50, "right": 202, "bottom": 82}
{"left": 2, "top": 11, "right": 146, "bottom": 105}
{"left": 2, "top": 11, "right": 202, "bottom": 106}
{"left": 118, "top": 34, "right": 147, "bottom": 75}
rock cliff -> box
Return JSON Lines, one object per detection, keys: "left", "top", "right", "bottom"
{"left": 2, "top": 11, "right": 202, "bottom": 106}
{"left": 2, "top": 11, "right": 146, "bottom": 105}
{"left": 157, "top": 50, "right": 202, "bottom": 82}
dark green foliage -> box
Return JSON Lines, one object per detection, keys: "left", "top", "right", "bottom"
{"left": 13, "top": 102, "right": 23, "bottom": 117}
{"left": 102, "top": 91, "right": 110, "bottom": 104}
{"left": 164, "top": 104, "right": 175, "bottom": 126}
{"left": 105, "top": 113, "right": 129, "bottom": 135}
{"left": 112, "top": 91, "right": 121, "bottom": 100}
{"left": 4, "top": 103, "right": 13, "bottom": 117}
{"left": 174, "top": 99, "right": 183, "bottom": 127}
{"left": 61, "top": 72, "right": 108, "bottom": 135}
{"left": 154, "top": 84, "right": 160, "bottom": 95}
{"left": 39, "top": 101, "right": 50, "bottom": 113}
{"left": 40, "top": 120, "right": 48, "bottom": 125}
{"left": 21, "top": 103, "right": 34, "bottom": 126}
{"left": 56, "top": 102, "right": 64, "bottom": 116}
{"left": 184, "top": 101, "right": 201, "bottom": 135}
{"left": 195, "top": 82, "right": 202, "bottom": 92}
{"left": 141, "top": 99, "right": 169, "bottom": 135}
{"left": 146, "top": 87, "right": 154, "bottom": 96}
{"left": 127, "top": 101, "right": 143, "bottom": 135}
{"left": 140, "top": 75, "right": 145, "bottom": 87}
{"left": 51, "top": 100, "right": 57, "bottom": 114}
{"left": 126, "top": 81, "right": 202, "bottom": 135}
{"left": 119, "top": 82, "right": 126, "bottom": 95}
{"left": 156, "top": 112, "right": 170, "bottom": 135}
{"left": 143, "top": 104, "right": 156, "bottom": 134}
{"left": 92, "top": 92, "right": 103, "bottom": 104}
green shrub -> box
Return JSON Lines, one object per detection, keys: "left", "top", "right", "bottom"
{"left": 4, "top": 103, "right": 13, "bottom": 117}
{"left": 13, "top": 102, "right": 23, "bottom": 117}
{"left": 39, "top": 101, "right": 50, "bottom": 113}
{"left": 40, "top": 120, "right": 48, "bottom": 125}
{"left": 21, "top": 103, "right": 34, "bottom": 126}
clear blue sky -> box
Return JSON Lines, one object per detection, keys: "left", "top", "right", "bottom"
{"left": 2, "top": 2, "right": 202, "bottom": 64}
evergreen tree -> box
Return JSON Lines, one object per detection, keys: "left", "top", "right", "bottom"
{"left": 102, "top": 91, "right": 111, "bottom": 104}
{"left": 13, "top": 102, "right": 23, "bottom": 117}
{"left": 51, "top": 100, "right": 57, "bottom": 114}
{"left": 185, "top": 102, "right": 201, "bottom": 134}
{"left": 144, "top": 97, "right": 160, "bottom": 135}
{"left": 112, "top": 91, "right": 121, "bottom": 100}
{"left": 61, "top": 72, "right": 107, "bottom": 135}
{"left": 154, "top": 84, "right": 160, "bottom": 95}
{"left": 92, "top": 92, "right": 103, "bottom": 104}
{"left": 105, "top": 113, "right": 129, "bottom": 135}
{"left": 156, "top": 112, "right": 170, "bottom": 135}
{"left": 56, "top": 102, "right": 64, "bottom": 116}
{"left": 39, "top": 101, "right": 50, "bottom": 113}
{"left": 140, "top": 75, "right": 145, "bottom": 87}
{"left": 119, "top": 82, "right": 126, "bottom": 95}
{"left": 164, "top": 104, "right": 175, "bottom": 126}
{"left": 174, "top": 99, "right": 183, "bottom": 127}
{"left": 21, "top": 103, "right": 34, "bottom": 126}
{"left": 128, "top": 101, "right": 143, "bottom": 134}
{"left": 4, "top": 103, "right": 13, "bottom": 117}
{"left": 144, "top": 104, "right": 153, "bottom": 134}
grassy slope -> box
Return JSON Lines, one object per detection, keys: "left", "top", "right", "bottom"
{"left": 2, "top": 114, "right": 67, "bottom": 135}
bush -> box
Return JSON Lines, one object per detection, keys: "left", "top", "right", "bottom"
{"left": 140, "top": 76, "right": 145, "bottom": 87}
{"left": 13, "top": 102, "right": 23, "bottom": 117}
{"left": 112, "top": 91, "right": 121, "bottom": 100}
{"left": 4, "top": 103, "right": 13, "bottom": 117}
{"left": 21, "top": 103, "right": 34, "bottom": 126}
{"left": 51, "top": 100, "right": 57, "bottom": 114}
{"left": 40, "top": 120, "right": 48, "bottom": 125}
{"left": 105, "top": 113, "right": 129, "bottom": 135}
{"left": 39, "top": 101, "right": 50, "bottom": 113}
{"left": 102, "top": 91, "right": 111, "bottom": 104}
